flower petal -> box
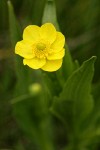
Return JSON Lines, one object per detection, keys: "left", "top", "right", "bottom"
{"left": 23, "top": 57, "right": 46, "bottom": 69}
{"left": 47, "top": 48, "right": 65, "bottom": 60}
{"left": 41, "top": 59, "right": 63, "bottom": 72}
{"left": 23, "top": 25, "right": 40, "bottom": 42}
{"left": 51, "top": 32, "right": 65, "bottom": 52}
{"left": 15, "top": 40, "right": 35, "bottom": 59}
{"left": 40, "top": 23, "right": 56, "bottom": 44}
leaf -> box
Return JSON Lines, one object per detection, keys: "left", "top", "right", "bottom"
{"left": 62, "top": 44, "right": 74, "bottom": 80}
{"left": 42, "top": 0, "right": 74, "bottom": 81}
{"left": 42, "top": 0, "right": 59, "bottom": 29}
{"left": 12, "top": 93, "right": 54, "bottom": 150}
{"left": 8, "top": 1, "right": 35, "bottom": 96}
{"left": 7, "top": 0, "right": 22, "bottom": 47}
{"left": 51, "top": 56, "right": 96, "bottom": 131}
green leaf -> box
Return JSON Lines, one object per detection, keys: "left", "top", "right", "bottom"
{"left": 42, "top": 0, "right": 74, "bottom": 81}
{"left": 51, "top": 56, "right": 96, "bottom": 131}
{"left": 7, "top": 0, "right": 22, "bottom": 47}
{"left": 12, "top": 93, "right": 54, "bottom": 150}
{"left": 8, "top": 1, "right": 35, "bottom": 96}
{"left": 42, "top": 0, "right": 59, "bottom": 29}
{"left": 81, "top": 81, "right": 100, "bottom": 133}
{"left": 62, "top": 44, "right": 74, "bottom": 80}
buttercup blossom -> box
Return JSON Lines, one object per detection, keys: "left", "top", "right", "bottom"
{"left": 15, "top": 23, "right": 65, "bottom": 72}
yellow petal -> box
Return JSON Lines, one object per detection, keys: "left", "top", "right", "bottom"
{"left": 23, "top": 25, "right": 40, "bottom": 42}
{"left": 41, "top": 59, "right": 63, "bottom": 72}
{"left": 47, "top": 48, "right": 65, "bottom": 60}
{"left": 40, "top": 23, "right": 56, "bottom": 44}
{"left": 15, "top": 40, "right": 35, "bottom": 59}
{"left": 23, "top": 57, "right": 46, "bottom": 69}
{"left": 51, "top": 32, "right": 65, "bottom": 52}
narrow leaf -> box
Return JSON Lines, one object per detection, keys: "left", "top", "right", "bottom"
{"left": 51, "top": 56, "right": 96, "bottom": 130}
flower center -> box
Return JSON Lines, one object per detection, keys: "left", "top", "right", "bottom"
{"left": 36, "top": 43, "right": 46, "bottom": 51}
{"left": 33, "top": 40, "right": 50, "bottom": 59}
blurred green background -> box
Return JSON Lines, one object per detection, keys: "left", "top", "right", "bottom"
{"left": 0, "top": 0, "right": 100, "bottom": 149}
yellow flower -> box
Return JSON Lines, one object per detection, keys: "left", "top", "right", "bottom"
{"left": 15, "top": 23, "right": 65, "bottom": 72}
